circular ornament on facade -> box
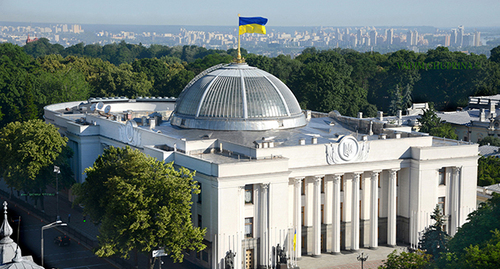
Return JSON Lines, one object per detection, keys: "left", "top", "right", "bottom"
{"left": 125, "top": 120, "right": 137, "bottom": 142}
{"left": 338, "top": 136, "right": 360, "bottom": 161}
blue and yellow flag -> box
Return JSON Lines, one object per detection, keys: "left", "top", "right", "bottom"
{"left": 293, "top": 229, "right": 297, "bottom": 251}
{"left": 239, "top": 17, "right": 268, "bottom": 35}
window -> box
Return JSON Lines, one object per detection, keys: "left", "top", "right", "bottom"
{"left": 197, "top": 183, "right": 202, "bottom": 204}
{"left": 301, "top": 206, "right": 304, "bottom": 226}
{"left": 378, "top": 173, "right": 381, "bottom": 188}
{"left": 321, "top": 177, "right": 325, "bottom": 193}
{"left": 341, "top": 176, "right": 344, "bottom": 192}
{"left": 438, "top": 197, "right": 445, "bottom": 215}
{"left": 360, "top": 174, "right": 363, "bottom": 190}
{"left": 396, "top": 172, "right": 399, "bottom": 187}
{"left": 302, "top": 180, "right": 305, "bottom": 195}
{"left": 245, "top": 184, "right": 253, "bottom": 204}
{"left": 321, "top": 204, "right": 324, "bottom": 224}
{"left": 198, "top": 214, "right": 202, "bottom": 228}
{"left": 245, "top": 218, "right": 253, "bottom": 238}
{"left": 439, "top": 168, "right": 446, "bottom": 185}
{"left": 340, "top": 202, "right": 343, "bottom": 222}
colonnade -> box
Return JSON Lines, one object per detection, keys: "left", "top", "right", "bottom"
{"left": 291, "top": 169, "right": 399, "bottom": 258}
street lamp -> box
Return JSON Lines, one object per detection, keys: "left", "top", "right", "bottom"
{"left": 357, "top": 252, "right": 368, "bottom": 269}
{"left": 41, "top": 220, "right": 67, "bottom": 267}
{"left": 53, "top": 165, "right": 60, "bottom": 221}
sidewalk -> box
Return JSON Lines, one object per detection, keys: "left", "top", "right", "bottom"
{"left": 296, "top": 246, "right": 405, "bottom": 269}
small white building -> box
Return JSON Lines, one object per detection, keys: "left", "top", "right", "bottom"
{"left": 44, "top": 63, "right": 478, "bottom": 269}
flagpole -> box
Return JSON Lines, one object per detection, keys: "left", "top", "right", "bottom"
{"left": 237, "top": 14, "right": 242, "bottom": 63}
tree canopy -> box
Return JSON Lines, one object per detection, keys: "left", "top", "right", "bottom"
{"left": 378, "top": 249, "right": 431, "bottom": 269}
{"left": 419, "top": 205, "right": 450, "bottom": 260}
{"left": 0, "top": 119, "right": 68, "bottom": 192}
{"left": 417, "top": 107, "right": 458, "bottom": 139}
{"left": 73, "top": 146, "right": 205, "bottom": 265}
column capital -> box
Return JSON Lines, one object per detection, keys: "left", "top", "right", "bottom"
{"left": 332, "top": 174, "right": 343, "bottom": 181}
{"left": 352, "top": 172, "right": 362, "bottom": 182}
{"left": 261, "top": 183, "right": 269, "bottom": 190}
{"left": 312, "top": 175, "right": 324, "bottom": 184}
{"left": 452, "top": 166, "right": 462, "bottom": 174}
{"left": 290, "top": 177, "right": 303, "bottom": 185}
{"left": 238, "top": 186, "right": 245, "bottom": 193}
{"left": 371, "top": 170, "right": 382, "bottom": 180}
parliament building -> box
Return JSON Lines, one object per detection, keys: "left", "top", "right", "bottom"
{"left": 45, "top": 63, "right": 478, "bottom": 269}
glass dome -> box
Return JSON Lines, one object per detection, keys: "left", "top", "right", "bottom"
{"left": 170, "top": 63, "right": 307, "bottom": 131}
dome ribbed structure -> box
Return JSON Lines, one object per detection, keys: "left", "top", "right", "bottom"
{"left": 171, "top": 63, "right": 306, "bottom": 131}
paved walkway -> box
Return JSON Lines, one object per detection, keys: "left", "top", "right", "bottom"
{"left": 296, "top": 246, "right": 405, "bottom": 269}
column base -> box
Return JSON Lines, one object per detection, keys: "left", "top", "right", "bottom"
{"left": 351, "top": 249, "right": 360, "bottom": 253}
{"left": 312, "top": 254, "right": 322, "bottom": 258}
{"left": 331, "top": 251, "right": 342, "bottom": 255}
{"left": 369, "top": 246, "right": 378, "bottom": 250}
{"left": 387, "top": 244, "right": 397, "bottom": 248}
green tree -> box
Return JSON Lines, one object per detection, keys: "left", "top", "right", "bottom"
{"left": 448, "top": 193, "right": 500, "bottom": 256}
{"left": 490, "top": 45, "right": 500, "bottom": 64}
{"left": 478, "top": 156, "right": 500, "bottom": 186}
{"left": 419, "top": 205, "right": 450, "bottom": 259}
{"left": 379, "top": 249, "right": 431, "bottom": 269}
{"left": 463, "top": 230, "right": 500, "bottom": 269}
{"left": 417, "top": 108, "right": 458, "bottom": 139}
{"left": 417, "top": 108, "right": 441, "bottom": 133}
{"left": 0, "top": 119, "right": 68, "bottom": 193}
{"left": 479, "top": 136, "right": 500, "bottom": 146}
{"left": 73, "top": 146, "right": 205, "bottom": 267}
{"left": 429, "top": 123, "right": 458, "bottom": 140}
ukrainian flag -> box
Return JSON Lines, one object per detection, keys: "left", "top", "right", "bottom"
{"left": 293, "top": 229, "right": 297, "bottom": 251}
{"left": 239, "top": 17, "right": 268, "bottom": 35}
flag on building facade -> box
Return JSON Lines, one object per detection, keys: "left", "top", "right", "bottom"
{"left": 293, "top": 229, "right": 297, "bottom": 251}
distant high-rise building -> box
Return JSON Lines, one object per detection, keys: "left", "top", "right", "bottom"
{"left": 387, "top": 29, "right": 394, "bottom": 45}
{"left": 407, "top": 30, "right": 414, "bottom": 45}
{"left": 369, "top": 30, "right": 377, "bottom": 46}
{"left": 474, "top": 31, "right": 481, "bottom": 46}
{"left": 451, "top": 29, "right": 457, "bottom": 46}
{"left": 444, "top": 34, "right": 451, "bottom": 47}
{"left": 350, "top": 34, "right": 357, "bottom": 47}
{"left": 458, "top": 25, "right": 464, "bottom": 47}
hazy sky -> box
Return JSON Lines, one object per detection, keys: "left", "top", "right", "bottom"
{"left": 1, "top": 0, "right": 499, "bottom": 27}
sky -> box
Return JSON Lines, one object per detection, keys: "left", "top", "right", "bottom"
{"left": 1, "top": 0, "right": 500, "bottom": 28}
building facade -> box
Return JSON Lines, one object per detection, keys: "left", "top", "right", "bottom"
{"left": 44, "top": 63, "right": 478, "bottom": 269}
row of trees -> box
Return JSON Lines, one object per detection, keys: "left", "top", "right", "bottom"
{"left": 2, "top": 40, "right": 500, "bottom": 129}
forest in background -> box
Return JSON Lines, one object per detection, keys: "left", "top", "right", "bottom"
{"left": 1, "top": 38, "right": 500, "bottom": 128}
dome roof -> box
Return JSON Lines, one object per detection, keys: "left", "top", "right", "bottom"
{"left": 171, "top": 63, "right": 306, "bottom": 131}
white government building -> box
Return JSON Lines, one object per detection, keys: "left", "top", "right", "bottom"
{"left": 44, "top": 63, "right": 478, "bottom": 269}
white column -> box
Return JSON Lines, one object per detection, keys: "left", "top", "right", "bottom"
{"left": 450, "top": 167, "right": 461, "bottom": 236}
{"left": 324, "top": 175, "right": 333, "bottom": 253}
{"left": 238, "top": 186, "right": 245, "bottom": 269}
{"left": 332, "top": 174, "right": 342, "bottom": 254}
{"left": 387, "top": 169, "right": 398, "bottom": 247}
{"left": 312, "top": 176, "right": 322, "bottom": 256}
{"left": 260, "top": 183, "right": 269, "bottom": 267}
{"left": 292, "top": 178, "right": 302, "bottom": 259}
{"left": 351, "top": 172, "right": 361, "bottom": 252}
{"left": 370, "top": 171, "right": 381, "bottom": 249}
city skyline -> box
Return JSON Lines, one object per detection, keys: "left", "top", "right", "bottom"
{"left": 1, "top": 0, "right": 500, "bottom": 27}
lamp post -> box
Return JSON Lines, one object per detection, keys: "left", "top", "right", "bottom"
{"left": 357, "top": 252, "right": 368, "bottom": 269}
{"left": 53, "top": 166, "right": 60, "bottom": 221}
{"left": 41, "top": 220, "right": 67, "bottom": 267}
